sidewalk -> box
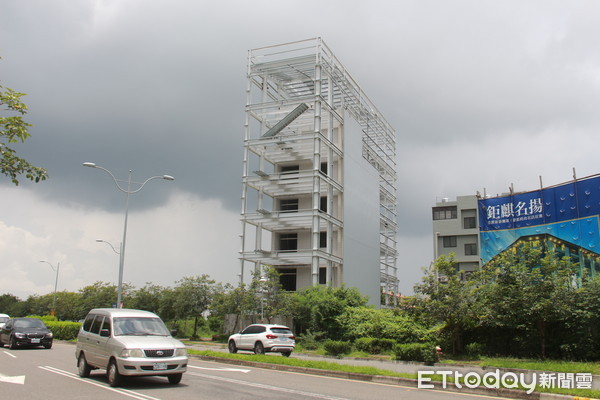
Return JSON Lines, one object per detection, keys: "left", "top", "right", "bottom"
{"left": 185, "top": 341, "right": 599, "bottom": 400}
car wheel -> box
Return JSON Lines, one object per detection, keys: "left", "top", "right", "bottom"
{"left": 78, "top": 353, "right": 92, "bottom": 378}
{"left": 107, "top": 360, "right": 122, "bottom": 387}
{"left": 228, "top": 340, "right": 237, "bottom": 354}
{"left": 167, "top": 373, "right": 182, "bottom": 384}
{"left": 282, "top": 351, "right": 291, "bottom": 357}
{"left": 9, "top": 336, "right": 18, "bottom": 350}
{"left": 253, "top": 341, "right": 264, "bottom": 355}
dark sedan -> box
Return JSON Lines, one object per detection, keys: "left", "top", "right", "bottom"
{"left": 0, "top": 318, "right": 53, "bottom": 349}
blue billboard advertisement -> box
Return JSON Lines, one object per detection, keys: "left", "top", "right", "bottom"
{"left": 478, "top": 175, "right": 600, "bottom": 263}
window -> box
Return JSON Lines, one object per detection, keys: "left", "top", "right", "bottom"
{"left": 320, "top": 196, "right": 327, "bottom": 212}
{"left": 279, "top": 233, "right": 298, "bottom": 251}
{"left": 443, "top": 236, "right": 457, "bottom": 248}
{"left": 280, "top": 198, "right": 299, "bottom": 212}
{"left": 279, "top": 268, "right": 297, "bottom": 291}
{"left": 463, "top": 216, "right": 476, "bottom": 229}
{"left": 101, "top": 317, "right": 111, "bottom": 334}
{"left": 280, "top": 164, "right": 299, "bottom": 176}
{"left": 433, "top": 206, "right": 457, "bottom": 220}
{"left": 319, "top": 232, "right": 327, "bottom": 248}
{"left": 83, "top": 314, "right": 95, "bottom": 332}
{"left": 90, "top": 315, "right": 105, "bottom": 335}
{"left": 280, "top": 164, "right": 299, "bottom": 182}
{"left": 319, "top": 267, "right": 327, "bottom": 284}
{"left": 320, "top": 162, "right": 328, "bottom": 175}
{"left": 465, "top": 243, "right": 478, "bottom": 255}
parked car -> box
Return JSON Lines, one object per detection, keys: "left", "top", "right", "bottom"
{"left": 75, "top": 308, "right": 187, "bottom": 387}
{"left": 228, "top": 324, "right": 295, "bottom": 356}
{"left": 0, "top": 314, "right": 9, "bottom": 329}
{"left": 0, "top": 317, "right": 53, "bottom": 349}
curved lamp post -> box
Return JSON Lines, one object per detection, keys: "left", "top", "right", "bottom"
{"left": 39, "top": 260, "right": 60, "bottom": 316}
{"left": 83, "top": 162, "right": 174, "bottom": 308}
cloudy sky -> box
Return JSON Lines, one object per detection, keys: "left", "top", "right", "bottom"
{"left": 1, "top": 0, "right": 599, "bottom": 301}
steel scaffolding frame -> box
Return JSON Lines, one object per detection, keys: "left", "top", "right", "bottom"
{"left": 240, "top": 38, "right": 398, "bottom": 299}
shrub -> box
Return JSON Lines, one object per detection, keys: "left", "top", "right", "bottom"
{"left": 393, "top": 343, "right": 438, "bottom": 365}
{"left": 465, "top": 342, "right": 485, "bottom": 358}
{"left": 297, "top": 330, "right": 322, "bottom": 350}
{"left": 354, "top": 337, "right": 396, "bottom": 354}
{"left": 45, "top": 321, "right": 81, "bottom": 340}
{"left": 26, "top": 315, "right": 57, "bottom": 322}
{"left": 323, "top": 340, "right": 352, "bottom": 356}
{"left": 211, "top": 334, "right": 229, "bottom": 343}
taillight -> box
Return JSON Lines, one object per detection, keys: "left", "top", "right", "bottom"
{"left": 266, "top": 334, "right": 278, "bottom": 339}
{"left": 289, "top": 335, "right": 295, "bottom": 340}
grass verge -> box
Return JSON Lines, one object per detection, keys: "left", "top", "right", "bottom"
{"left": 189, "top": 349, "right": 600, "bottom": 398}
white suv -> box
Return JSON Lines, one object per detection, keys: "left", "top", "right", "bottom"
{"left": 228, "top": 324, "right": 295, "bottom": 356}
{"left": 75, "top": 308, "right": 187, "bottom": 387}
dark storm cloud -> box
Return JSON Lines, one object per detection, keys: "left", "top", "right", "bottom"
{"left": 1, "top": 0, "right": 600, "bottom": 297}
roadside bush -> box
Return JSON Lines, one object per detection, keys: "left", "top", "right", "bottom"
{"left": 45, "top": 321, "right": 81, "bottom": 340}
{"left": 297, "top": 330, "right": 322, "bottom": 350}
{"left": 211, "top": 334, "right": 229, "bottom": 343}
{"left": 323, "top": 340, "right": 352, "bottom": 356}
{"left": 393, "top": 343, "right": 438, "bottom": 365}
{"left": 465, "top": 342, "right": 485, "bottom": 358}
{"left": 26, "top": 315, "right": 57, "bottom": 322}
{"left": 354, "top": 337, "right": 396, "bottom": 354}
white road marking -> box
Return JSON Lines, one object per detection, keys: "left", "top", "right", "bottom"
{"left": 2, "top": 351, "right": 16, "bottom": 358}
{"left": 188, "top": 365, "right": 251, "bottom": 373}
{"left": 188, "top": 371, "right": 351, "bottom": 400}
{"left": 0, "top": 372, "right": 25, "bottom": 385}
{"left": 39, "top": 366, "right": 162, "bottom": 400}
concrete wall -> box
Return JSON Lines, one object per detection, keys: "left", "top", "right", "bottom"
{"left": 342, "top": 114, "right": 381, "bottom": 306}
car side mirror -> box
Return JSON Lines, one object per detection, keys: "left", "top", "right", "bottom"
{"left": 100, "top": 328, "right": 110, "bottom": 337}
{"left": 170, "top": 329, "right": 178, "bottom": 337}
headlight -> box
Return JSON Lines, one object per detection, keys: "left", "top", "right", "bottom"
{"left": 175, "top": 348, "right": 187, "bottom": 357}
{"left": 46, "top": 332, "right": 53, "bottom": 338}
{"left": 15, "top": 333, "right": 26, "bottom": 339}
{"left": 120, "top": 349, "right": 144, "bottom": 358}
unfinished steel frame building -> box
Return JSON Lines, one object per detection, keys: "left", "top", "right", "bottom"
{"left": 239, "top": 38, "right": 398, "bottom": 305}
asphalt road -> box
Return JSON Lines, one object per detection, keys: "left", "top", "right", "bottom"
{"left": 0, "top": 342, "right": 515, "bottom": 400}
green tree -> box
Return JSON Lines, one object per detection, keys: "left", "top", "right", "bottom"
{"left": 292, "top": 285, "right": 368, "bottom": 338}
{"left": 210, "top": 283, "right": 257, "bottom": 333}
{"left": 473, "top": 243, "right": 577, "bottom": 358}
{"left": 173, "top": 275, "right": 216, "bottom": 339}
{"left": 249, "top": 266, "right": 294, "bottom": 323}
{"left": 0, "top": 80, "right": 48, "bottom": 185}
{"left": 76, "top": 282, "right": 118, "bottom": 316}
{"left": 413, "top": 254, "right": 475, "bottom": 354}
{"left": 127, "top": 283, "right": 165, "bottom": 315}
{"left": 0, "top": 293, "right": 23, "bottom": 316}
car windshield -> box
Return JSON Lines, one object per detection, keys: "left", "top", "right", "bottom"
{"left": 0, "top": 317, "right": 9, "bottom": 323}
{"left": 113, "top": 317, "right": 170, "bottom": 336}
{"left": 14, "top": 319, "right": 46, "bottom": 329}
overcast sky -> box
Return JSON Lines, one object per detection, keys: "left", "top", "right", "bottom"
{"left": 1, "top": 0, "right": 599, "bottom": 301}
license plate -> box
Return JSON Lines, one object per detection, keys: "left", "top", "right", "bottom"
{"left": 31, "top": 338, "right": 41, "bottom": 343}
{"left": 277, "top": 337, "right": 289, "bottom": 342}
{"left": 153, "top": 363, "right": 167, "bottom": 371}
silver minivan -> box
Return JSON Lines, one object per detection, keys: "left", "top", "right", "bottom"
{"left": 75, "top": 308, "right": 187, "bottom": 387}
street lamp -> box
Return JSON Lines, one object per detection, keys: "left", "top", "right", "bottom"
{"left": 39, "top": 260, "right": 60, "bottom": 316}
{"left": 83, "top": 162, "right": 174, "bottom": 308}
{"left": 96, "top": 239, "right": 121, "bottom": 306}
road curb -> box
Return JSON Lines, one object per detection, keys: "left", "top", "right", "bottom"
{"left": 193, "top": 354, "right": 596, "bottom": 400}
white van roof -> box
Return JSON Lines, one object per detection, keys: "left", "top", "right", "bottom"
{"left": 88, "top": 308, "right": 159, "bottom": 318}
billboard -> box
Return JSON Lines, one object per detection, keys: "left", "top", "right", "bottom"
{"left": 478, "top": 175, "right": 600, "bottom": 263}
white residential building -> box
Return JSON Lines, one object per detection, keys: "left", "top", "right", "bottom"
{"left": 239, "top": 38, "right": 398, "bottom": 305}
